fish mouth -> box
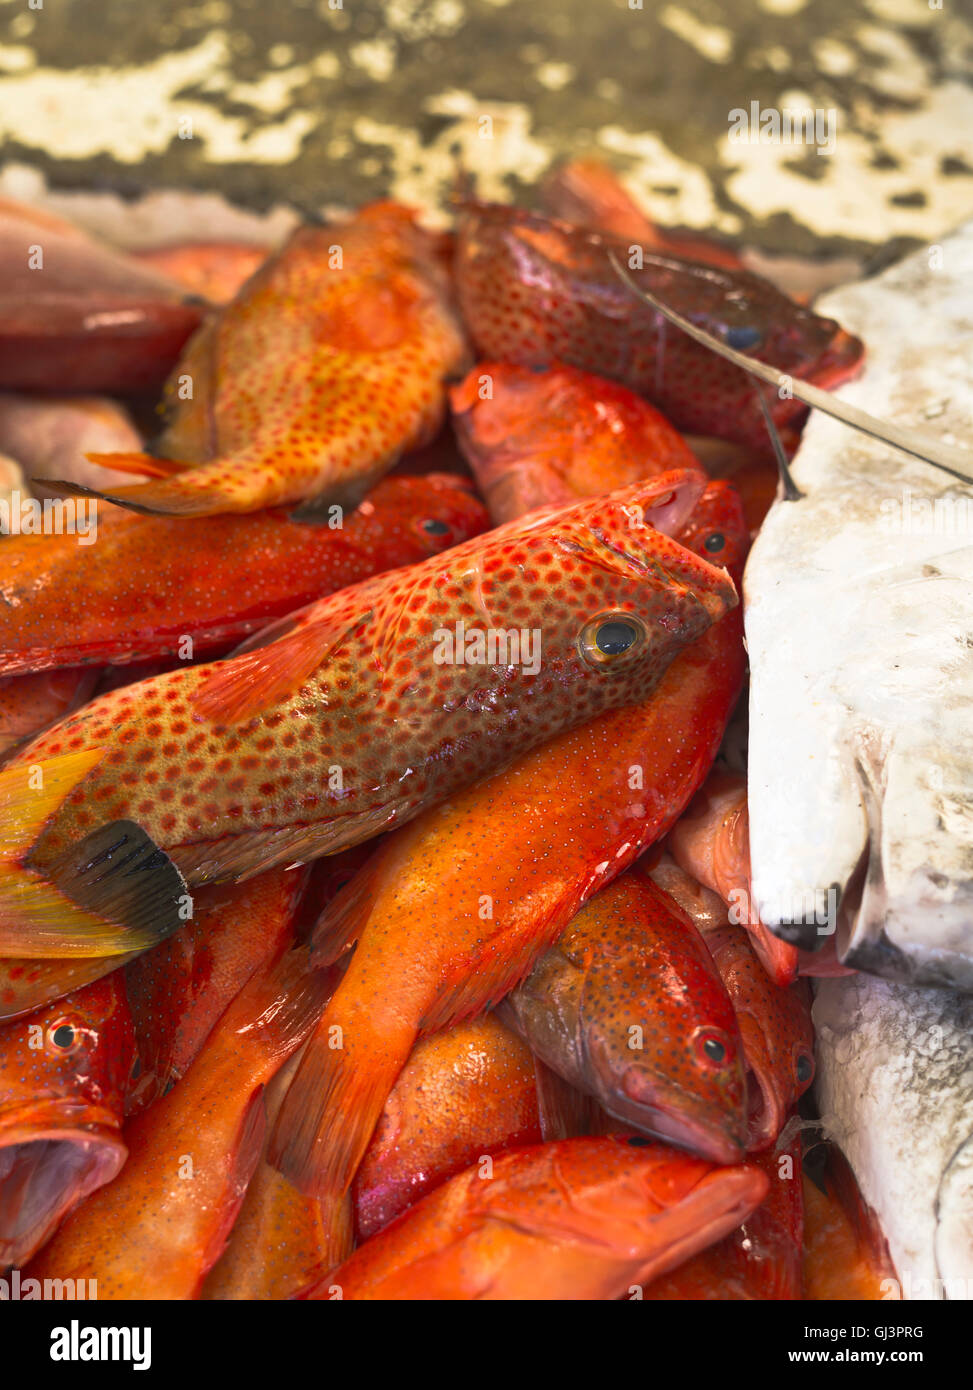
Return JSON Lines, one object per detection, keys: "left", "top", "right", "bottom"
{"left": 0, "top": 1103, "right": 126, "bottom": 1268}
{"left": 604, "top": 1072, "right": 747, "bottom": 1166}
{"left": 805, "top": 328, "right": 866, "bottom": 392}
{"left": 631, "top": 1164, "right": 768, "bottom": 1291}
{"left": 744, "top": 1064, "right": 785, "bottom": 1153}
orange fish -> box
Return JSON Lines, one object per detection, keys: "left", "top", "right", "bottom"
{"left": 455, "top": 202, "right": 864, "bottom": 456}
{"left": 200, "top": 1051, "right": 350, "bottom": 1300}
{"left": 0, "top": 197, "right": 204, "bottom": 394}
{"left": 0, "top": 473, "right": 487, "bottom": 675}
{"left": 299, "top": 1134, "right": 768, "bottom": 1301}
{"left": 668, "top": 770, "right": 800, "bottom": 986}
{"left": 4, "top": 478, "right": 734, "bottom": 958}
{"left": 642, "top": 1130, "right": 805, "bottom": 1299}
{"left": 354, "top": 1014, "right": 543, "bottom": 1242}
{"left": 0, "top": 669, "right": 98, "bottom": 760}
{"left": 125, "top": 865, "right": 309, "bottom": 1115}
{"left": 647, "top": 856, "right": 814, "bottom": 1151}
{"left": 541, "top": 158, "right": 746, "bottom": 270}
{"left": 802, "top": 1141, "right": 897, "bottom": 1300}
{"left": 450, "top": 361, "right": 702, "bottom": 524}
{"left": 58, "top": 204, "right": 471, "bottom": 516}
{"left": 26, "top": 948, "right": 330, "bottom": 1298}
{"left": 0, "top": 972, "right": 134, "bottom": 1267}
{"left": 269, "top": 483, "right": 748, "bottom": 1200}
{"left": 499, "top": 869, "right": 747, "bottom": 1163}
{"left": 131, "top": 242, "right": 269, "bottom": 305}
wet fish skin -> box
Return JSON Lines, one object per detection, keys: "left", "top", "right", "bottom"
{"left": 454, "top": 201, "right": 863, "bottom": 455}
{"left": 66, "top": 203, "right": 472, "bottom": 516}
{"left": 299, "top": 1134, "right": 769, "bottom": 1301}
{"left": 0, "top": 972, "right": 134, "bottom": 1268}
{"left": 500, "top": 868, "right": 748, "bottom": 1164}
{"left": 268, "top": 482, "right": 748, "bottom": 1202}
{"left": 0, "top": 473, "right": 489, "bottom": 676}
{"left": 353, "top": 1014, "right": 543, "bottom": 1242}
{"left": 0, "top": 669, "right": 99, "bottom": 761}
{"left": 15, "top": 477, "right": 735, "bottom": 910}
{"left": 450, "top": 360, "right": 703, "bottom": 524}
{"left": 26, "top": 949, "right": 331, "bottom": 1299}
{"left": 813, "top": 972, "right": 973, "bottom": 1300}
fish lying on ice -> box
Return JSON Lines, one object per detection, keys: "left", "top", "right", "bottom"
{"left": 813, "top": 972, "right": 973, "bottom": 1300}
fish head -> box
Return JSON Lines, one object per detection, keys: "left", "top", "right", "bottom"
{"left": 0, "top": 973, "right": 134, "bottom": 1266}
{"left": 480, "top": 481, "right": 737, "bottom": 710}
{"left": 574, "top": 876, "right": 749, "bottom": 1166}
{"left": 710, "top": 926, "right": 816, "bottom": 1152}
{"left": 676, "top": 480, "right": 749, "bottom": 587}
{"left": 393, "top": 472, "right": 491, "bottom": 557}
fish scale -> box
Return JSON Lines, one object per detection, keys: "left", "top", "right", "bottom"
{"left": 8, "top": 478, "right": 735, "bottom": 932}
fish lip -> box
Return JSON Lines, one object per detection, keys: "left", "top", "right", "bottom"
{"left": 604, "top": 1081, "right": 747, "bottom": 1166}
{"left": 0, "top": 1107, "right": 126, "bottom": 1268}
{"left": 743, "top": 1061, "right": 786, "bottom": 1153}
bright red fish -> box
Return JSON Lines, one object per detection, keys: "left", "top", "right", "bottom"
{"left": 668, "top": 770, "right": 800, "bottom": 986}
{"left": 353, "top": 1014, "right": 543, "bottom": 1242}
{"left": 125, "top": 865, "right": 309, "bottom": 1116}
{"left": 4, "top": 479, "right": 735, "bottom": 960}
{"left": 26, "top": 949, "right": 330, "bottom": 1298}
{"left": 0, "top": 198, "right": 204, "bottom": 394}
{"left": 0, "top": 670, "right": 98, "bottom": 760}
{"left": 0, "top": 972, "right": 134, "bottom": 1267}
{"left": 541, "top": 158, "right": 745, "bottom": 270}
{"left": 0, "top": 473, "right": 488, "bottom": 675}
{"left": 268, "top": 483, "right": 748, "bottom": 1201}
{"left": 450, "top": 361, "right": 703, "bottom": 524}
{"left": 132, "top": 242, "right": 269, "bottom": 305}
{"left": 642, "top": 1130, "right": 804, "bottom": 1299}
{"left": 499, "top": 868, "right": 747, "bottom": 1164}
{"left": 300, "top": 1135, "right": 768, "bottom": 1301}
{"left": 647, "top": 855, "right": 815, "bottom": 1151}
{"left": 454, "top": 202, "right": 863, "bottom": 455}
{"left": 61, "top": 203, "right": 471, "bottom": 516}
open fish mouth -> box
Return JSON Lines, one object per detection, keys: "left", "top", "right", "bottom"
{"left": 0, "top": 1105, "right": 126, "bottom": 1268}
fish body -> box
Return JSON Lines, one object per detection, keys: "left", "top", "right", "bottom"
{"left": 0, "top": 393, "right": 142, "bottom": 494}
{"left": 499, "top": 868, "right": 747, "bottom": 1164}
{"left": 668, "top": 770, "right": 799, "bottom": 986}
{"left": 803, "top": 1140, "right": 897, "bottom": 1300}
{"left": 0, "top": 473, "right": 488, "bottom": 675}
{"left": 813, "top": 972, "right": 973, "bottom": 1299}
{"left": 354, "top": 1015, "right": 543, "bottom": 1242}
{"left": 454, "top": 202, "right": 863, "bottom": 455}
{"left": 131, "top": 242, "right": 269, "bottom": 304}
{"left": 301, "top": 1134, "right": 768, "bottom": 1300}
{"left": 0, "top": 198, "right": 203, "bottom": 394}
{"left": 541, "top": 158, "right": 745, "bottom": 270}
{"left": 125, "top": 865, "right": 309, "bottom": 1115}
{"left": 269, "top": 483, "right": 747, "bottom": 1199}
{"left": 642, "top": 1133, "right": 804, "bottom": 1299}
{"left": 0, "top": 972, "right": 134, "bottom": 1267}
{"left": 69, "top": 204, "right": 471, "bottom": 516}
{"left": 26, "top": 949, "right": 330, "bottom": 1298}
{"left": 745, "top": 224, "right": 973, "bottom": 988}
{"left": 0, "top": 669, "right": 98, "bottom": 760}
{"left": 648, "top": 857, "right": 814, "bottom": 1152}
{"left": 11, "top": 479, "right": 734, "bottom": 943}
{"left": 450, "top": 361, "right": 702, "bottom": 524}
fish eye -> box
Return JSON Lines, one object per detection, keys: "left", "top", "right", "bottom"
{"left": 578, "top": 613, "right": 647, "bottom": 668}
{"left": 725, "top": 325, "right": 762, "bottom": 351}
{"left": 694, "top": 1030, "right": 733, "bottom": 1068}
{"left": 421, "top": 518, "right": 451, "bottom": 537}
{"left": 49, "top": 1021, "right": 81, "bottom": 1054}
{"left": 704, "top": 532, "right": 725, "bottom": 553}
{"left": 796, "top": 1052, "right": 815, "bottom": 1086}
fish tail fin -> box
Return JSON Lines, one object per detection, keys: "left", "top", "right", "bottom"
{"left": 268, "top": 1001, "right": 415, "bottom": 1200}
{"left": 84, "top": 450, "right": 189, "bottom": 479}
{"left": 0, "top": 751, "right": 188, "bottom": 957}
{"left": 42, "top": 456, "right": 276, "bottom": 518}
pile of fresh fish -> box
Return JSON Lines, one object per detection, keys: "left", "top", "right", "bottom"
{"left": 0, "top": 162, "right": 967, "bottom": 1300}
